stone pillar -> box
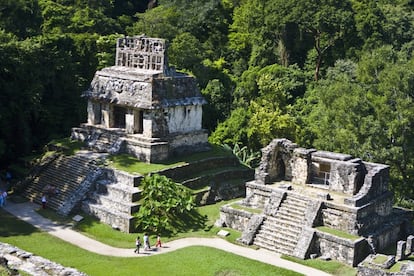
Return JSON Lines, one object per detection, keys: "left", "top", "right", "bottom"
{"left": 125, "top": 109, "right": 135, "bottom": 134}
{"left": 291, "top": 148, "right": 314, "bottom": 184}
{"left": 396, "top": 240, "right": 406, "bottom": 261}
{"left": 101, "top": 104, "right": 112, "bottom": 128}
{"left": 406, "top": 235, "right": 414, "bottom": 255}
{"left": 87, "top": 101, "right": 102, "bottom": 125}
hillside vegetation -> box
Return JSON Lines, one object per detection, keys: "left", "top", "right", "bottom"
{"left": 1, "top": 0, "right": 414, "bottom": 206}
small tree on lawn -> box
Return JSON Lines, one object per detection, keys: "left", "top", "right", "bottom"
{"left": 134, "top": 173, "right": 195, "bottom": 234}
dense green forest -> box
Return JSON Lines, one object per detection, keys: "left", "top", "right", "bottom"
{"left": 1, "top": 0, "right": 414, "bottom": 205}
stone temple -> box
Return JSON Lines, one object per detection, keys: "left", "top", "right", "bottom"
{"left": 20, "top": 36, "right": 253, "bottom": 233}
{"left": 217, "top": 138, "right": 413, "bottom": 266}
{"left": 71, "top": 35, "right": 209, "bottom": 162}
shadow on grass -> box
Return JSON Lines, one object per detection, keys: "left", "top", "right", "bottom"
{"left": 0, "top": 209, "right": 40, "bottom": 237}
{"left": 170, "top": 209, "right": 209, "bottom": 234}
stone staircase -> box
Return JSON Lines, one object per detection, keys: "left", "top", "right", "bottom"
{"left": 254, "top": 194, "right": 308, "bottom": 255}
{"left": 21, "top": 152, "right": 100, "bottom": 211}
{"left": 20, "top": 148, "right": 253, "bottom": 232}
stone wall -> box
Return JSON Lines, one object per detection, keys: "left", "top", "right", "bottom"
{"left": 166, "top": 105, "right": 203, "bottom": 133}
{"left": 322, "top": 203, "right": 358, "bottom": 234}
{"left": 255, "top": 139, "right": 298, "bottom": 184}
{"left": 154, "top": 76, "right": 202, "bottom": 99}
{"left": 158, "top": 156, "right": 241, "bottom": 180}
{"left": 0, "top": 242, "right": 87, "bottom": 276}
{"left": 291, "top": 148, "right": 313, "bottom": 184}
{"left": 217, "top": 204, "right": 254, "bottom": 232}
{"left": 243, "top": 181, "right": 274, "bottom": 209}
{"left": 345, "top": 162, "right": 390, "bottom": 207}
{"left": 328, "top": 159, "right": 361, "bottom": 195}
{"left": 124, "top": 138, "right": 169, "bottom": 163}
{"left": 167, "top": 130, "right": 209, "bottom": 156}
{"left": 312, "top": 231, "right": 370, "bottom": 266}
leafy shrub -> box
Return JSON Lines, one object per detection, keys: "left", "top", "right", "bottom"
{"left": 134, "top": 174, "right": 195, "bottom": 234}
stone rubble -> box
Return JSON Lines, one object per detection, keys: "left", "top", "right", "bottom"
{"left": 0, "top": 242, "right": 87, "bottom": 276}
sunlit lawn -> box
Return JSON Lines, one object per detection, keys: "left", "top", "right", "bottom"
{"left": 0, "top": 209, "right": 301, "bottom": 276}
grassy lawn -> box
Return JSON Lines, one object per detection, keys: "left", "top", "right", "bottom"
{"left": 32, "top": 197, "right": 357, "bottom": 276}
{"left": 36, "top": 198, "right": 242, "bottom": 248}
{"left": 0, "top": 210, "right": 301, "bottom": 276}
{"left": 282, "top": 255, "right": 357, "bottom": 276}
{"left": 316, "top": 226, "right": 360, "bottom": 241}
{"left": 229, "top": 202, "right": 263, "bottom": 214}
{"left": 107, "top": 144, "right": 234, "bottom": 175}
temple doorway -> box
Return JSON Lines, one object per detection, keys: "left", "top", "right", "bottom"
{"left": 113, "top": 106, "right": 126, "bottom": 128}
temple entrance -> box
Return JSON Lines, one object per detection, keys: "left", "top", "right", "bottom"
{"left": 113, "top": 106, "right": 126, "bottom": 128}
{"left": 311, "top": 162, "right": 330, "bottom": 186}
{"left": 275, "top": 157, "right": 286, "bottom": 181}
{"left": 137, "top": 110, "right": 143, "bottom": 134}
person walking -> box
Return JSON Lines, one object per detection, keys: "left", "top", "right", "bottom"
{"left": 41, "top": 194, "right": 47, "bottom": 209}
{"left": 155, "top": 234, "right": 162, "bottom": 248}
{"left": 134, "top": 236, "right": 141, "bottom": 254}
{"left": 143, "top": 233, "right": 150, "bottom": 250}
{"left": 0, "top": 191, "right": 4, "bottom": 207}
{"left": 1, "top": 190, "right": 7, "bottom": 206}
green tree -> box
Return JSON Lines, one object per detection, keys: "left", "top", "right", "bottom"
{"left": 209, "top": 107, "right": 251, "bottom": 148}
{"left": 134, "top": 174, "right": 195, "bottom": 234}
{"left": 0, "top": 0, "right": 42, "bottom": 38}
{"left": 297, "top": 49, "right": 414, "bottom": 203}
{"left": 201, "top": 79, "right": 232, "bottom": 132}
{"left": 168, "top": 32, "right": 203, "bottom": 71}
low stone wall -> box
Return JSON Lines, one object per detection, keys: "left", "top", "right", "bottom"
{"left": 321, "top": 203, "right": 358, "bottom": 234}
{"left": 124, "top": 139, "right": 169, "bottom": 163}
{"left": 82, "top": 202, "right": 135, "bottom": 232}
{"left": 243, "top": 181, "right": 274, "bottom": 209}
{"left": 167, "top": 130, "right": 209, "bottom": 156}
{"left": 312, "top": 231, "right": 370, "bottom": 266}
{"left": 0, "top": 242, "right": 87, "bottom": 276}
{"left": 217, "top": 204, "right": 253, "bottom": 232}
{"left": 158, "top": 156, "right": 241, "bottom": 180}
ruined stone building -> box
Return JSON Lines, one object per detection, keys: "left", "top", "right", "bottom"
{"left": 71, "top": 35, "right": 209, "bottom": 162}
{"left": 218, "top": 138, "right": 413, "bottom": 266}
{"left": 20, "top": 36, "right": 254, "bottom": 233}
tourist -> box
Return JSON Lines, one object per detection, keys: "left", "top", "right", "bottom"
{"left": 41, "top": 194, "right": 47, "bottom": 209}
{"left": 143, "top": 233, "right": 150, "bottom": 250}
{"left": 0, "top": 190, "right": 4, "bottom": 207}
{"left": 155, "top": 234, "right": 162, "bottom": 248}
{"left": 134, "top": 236, "right": 141, "bottom": 254}
{"left": 1, "top": 190, "right": 7, "bottom": 206}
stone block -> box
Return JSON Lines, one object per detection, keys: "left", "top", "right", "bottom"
{"left": 407, "top": 235, "right": 414, "bottom": 255}
{"left": 72, "top": 215, "right": 84, "bottom": 222}
{"left": 396, "top": 240, "right": 407, "bottom": 261}
{"left": 217, "top": 230, "right": 230, "bottom": 237}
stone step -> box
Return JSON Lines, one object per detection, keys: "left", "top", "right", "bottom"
{"left": 89, "top": 193, "right": 140, "bottom": 215}
{"left": 82, "top": 202, "right": 135, "bottom": 233}
{"left": 266, "top": 216, "right": 303, "bottom": 230}
{"left": 254, "top": 232, "right": 297, "bottom": 249}
{"left": 96, "top": 182, "right": 141, "bottom": 202}
{"left": 253, "top": 238, "right": 294, "bottom": 255}
{"left": 273, "top": 213, "right": 303, "bottom": 225}
{"left": 21, "top": 154, "right": 99, "bottom": 212}
{"left": 260, "top": 224, "right": 301, "bottom": 237}
{"left": 284, "top": 196, "right": 308, "bottom": 207}
{"left": 280, "top": 199, "right": 308, "bottom": 210}
{"left": 181, "top": 168, "right": 252, "bottom": 190}
{"left": 257, "top": 227, "right": 299, "bottom": 244}
{"left": 275, "top": 208, "right": 305, "bottom": 220}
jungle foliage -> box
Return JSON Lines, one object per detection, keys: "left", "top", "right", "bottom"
{"left": 1, "top": 0, "right": 414, "bottom": 204}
